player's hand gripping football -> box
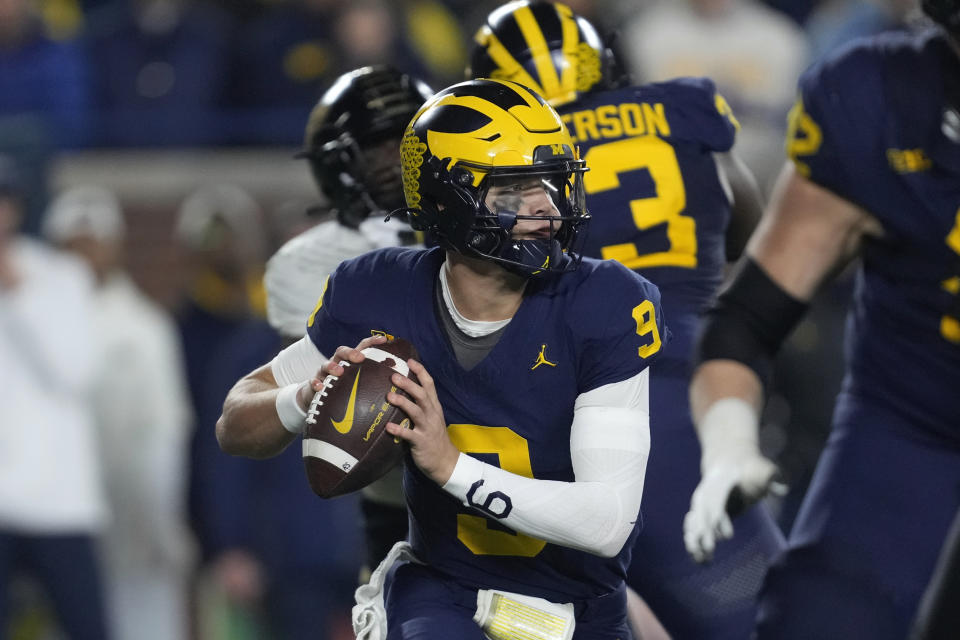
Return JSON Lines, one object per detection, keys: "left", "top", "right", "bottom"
{"left": 384, "top": 360, "right": 461, "bottom": 486}
{"left": 297, "top": 334, "right": 390, "bottom": 409}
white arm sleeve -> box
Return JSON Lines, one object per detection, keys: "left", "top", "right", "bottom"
{"left": 270, "top": 335, "right": 328, "bottom": 386}
{"left": 442, "top": 369, "right": 650, "bottom": 558}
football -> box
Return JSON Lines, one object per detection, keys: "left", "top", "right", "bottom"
{"left": 302, "top": 338, "right": 418, "bottom": 498}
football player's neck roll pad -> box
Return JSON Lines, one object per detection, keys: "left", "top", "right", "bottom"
{"left": 694, "top": 257, "right": 809, "bottom": 386}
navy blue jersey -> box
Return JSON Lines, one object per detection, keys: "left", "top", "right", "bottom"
{"left": 306, "top": 247, "right": 665, "bottom": 602}
{"left": 786, "top": 30, "right": 960, "bottom": 438}
{"left": 560, "top": 78, "right": 737, "bottom": 374}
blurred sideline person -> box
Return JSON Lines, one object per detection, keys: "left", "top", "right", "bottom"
{"left": 468, "top": 2, "right": 784, "bottom": 638}
{"left": 264, "top": 64, "right": 433, "bottom": 576}
{"left": 218, "top": 78, "right": 665, "bottom": 639}
{"left": 0, "top": 0, "right": 92, "bottom": 149}
{"left": 198, "top": 305, "right": 362, "bottom": 640}
{"left": 619, "top": 0, "right": 809, "bottom": 196}
{"left": 43, "top": 185, "right": 194, "bottom": 640}
{"left": 684, "top": 2, "right": 960, "bottom": 637}
{"left": 0, "top": 158, "right": 110, "bottom": 639}
{"left": 170, "top": 183, "right": 274, "bottom": 637}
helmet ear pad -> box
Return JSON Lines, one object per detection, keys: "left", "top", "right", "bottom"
{"left": 413, "top": 158, "right": 495, "bottom": 255}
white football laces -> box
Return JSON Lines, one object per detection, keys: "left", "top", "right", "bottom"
{"left": 305, "top": 360, "right": 351, "bottom": 425}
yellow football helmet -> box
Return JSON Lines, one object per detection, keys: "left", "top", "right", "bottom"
{"left": 400, "top": 78, "right": 589, "bottom": 277}
{"left": 467, "top": 0, "right": 627, "bottom": 108}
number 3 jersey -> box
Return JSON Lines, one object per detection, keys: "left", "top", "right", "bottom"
{"left": 306, "top": 247, "right": 666, "bottom": 602}
{"left": 787, "top": 30, "right": 960, "bottom": 440}
{"left": 559, "top": 77, "right": 738, "bottom": 374}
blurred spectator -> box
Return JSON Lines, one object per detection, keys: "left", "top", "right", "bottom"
{"left": 170, "top": 180, "right": 361, "bottom": 639}
{"left": 227, "top": 0, "right": 343, "bottom": 145}
{"left": 0, "top": 156, "right": 109, "bottom": 639}
{"left": 620, "top": 0, "right": 809, "bottom": 195}
{"left": 43, "top": 185, "right": 194, "bottom": 640}
{"left": 806, "top": 0, "right": 919, "bottom": 62}
{"left": 227, "top": 0, "right": 463, "bottom": 145}
{"left": 85, "top": 0, "right": 233, "bottom": 147}
{"left": 389, "top": 0, "right": 467, "bottom": 86}
{"left": 168, "top": 184, "right": 270, "bottom": 633}
{"left": 171, "top": 183, "right": 267, "bottom": 553}
{"left": 197, "top": 315, "right": 363, "bottom": 640}
{"left": 0, "top": 118, "right": 54, "bottom": 238}
{"left": 330, "top": 0, "right": 446, "bottom": 86}
{"left": 0, "top": 0, "right": 92, "bottom": 148}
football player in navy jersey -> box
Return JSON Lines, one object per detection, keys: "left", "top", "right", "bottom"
{"left": 685, "top": 1, "right": 960, "bottom": 637}
{"left": 217, "top": 78, "right": 666, "bottom": 639}
{"left": 468, "top": 2, "right": 785, "bottom": 637}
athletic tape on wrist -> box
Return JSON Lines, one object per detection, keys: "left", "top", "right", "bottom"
{"left": 276, "top": 381, "right": 309, "bottom": 434}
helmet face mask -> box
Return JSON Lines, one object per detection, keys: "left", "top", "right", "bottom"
{"left": 467, "top": 167, "right": 588, "bottom": 275}
{"left": 401, "top": 78, "right": 590, "bottom": 278}
{"left": 467, "top": 0, "right": 627, "bottom": 108}
{"left": 357, "top": 136, "right": 409, "bottom": 214}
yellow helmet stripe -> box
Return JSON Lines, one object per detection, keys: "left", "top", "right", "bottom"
{"left": 556, "top": 3, "right": 580, "bottom": 98}
{"left": 475, "top": 27, "right": 545, "bottom": 96}
{"left": 514, "top": 5, "right": 562, "bottom": 99}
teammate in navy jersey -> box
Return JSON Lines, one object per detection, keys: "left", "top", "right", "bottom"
{"left": 685, "top": 1, "right": 960, "bottom": 637}
{"left": 217, "top": 78, "right": 666, "bottom": 639}
{"left": 468, "top": 2, "right": 785, "bottom": 637}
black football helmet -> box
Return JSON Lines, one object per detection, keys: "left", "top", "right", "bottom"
{"left": 399, "top": 78, "right": 589, "bottom": 278}
{"left": 300, "top": 65, "right": 434, "bottom": 228}
{"left": 467, "top": 0, "right": 628, "bottom": 108}
{"left": 925, "top": 0, "right": 960, "bottom": 35}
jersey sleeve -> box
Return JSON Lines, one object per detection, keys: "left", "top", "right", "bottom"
{"left": 785, "top": 38, "right": 884, "bottom": 200}
{"left": 570, "top": 261, "right": 668, "bottom": 393}
{"left": 304, "top": 258, "right": 370, "bottom": 358}
{"left": 304, "top": 247, "right": 419, "bottom": 356}
{"left": 650, "top": 77, "right": 739, "bottom": 152}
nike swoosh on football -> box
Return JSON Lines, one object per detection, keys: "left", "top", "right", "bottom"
{"left": 331, "top": 371, "right": 361, "bottom": 434}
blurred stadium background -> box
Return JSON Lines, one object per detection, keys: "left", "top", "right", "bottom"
{"left": 0, "top": 0, "right": 926, "bottom": 638}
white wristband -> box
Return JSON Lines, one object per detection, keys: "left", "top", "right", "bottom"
{"left": 276, "top": 381, "right": 309, "bottom": 434}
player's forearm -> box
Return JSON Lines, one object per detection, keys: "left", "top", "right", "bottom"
{"left": 443, "top": 453, "right": 644, "bottom": 557}
{"left": 216, "top": 367, "right": 299, "bottom": 459}
{"left": 689, "top": 360, "right": 763, "bottom": 466}
{"left": 441, "top": 396, "right": 650, "bottom": 559}
{"left": 689, "top": 360, "right": 763, "bottom": 426}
